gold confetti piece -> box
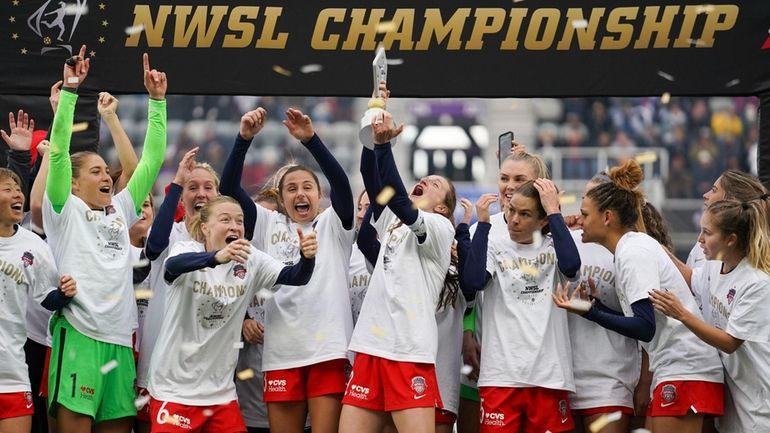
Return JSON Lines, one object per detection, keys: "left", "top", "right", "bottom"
{"left": 72, "top": 122, "right": 89, "bottom": 133}
{"left": 571, "top": 19, "right": 588, "bottom": 29}
{"left": 272, "top": 65, "right": 292, "bottom": 77}
{"left": 695, "top": 4, "right": 715, "bottom": 14}
{"left": 300, "top": 64, "right": 323, "bottom": 74}
{"left": 589, "top": 411, "right": 622, "bottom": 433}
{"left": 688, "top": 38, "right": 706, "bottom": 46}
{"left": 233, "top": 341, "right": 244, "bottom": 349}
{"left": 657, "top": 70, "right": 675, "bottom": 82}
{"left": 559, "top": 194, "right": 577, "bottom": 205}
{"left": 100, "top": 359, "right": 118, "bottom": 374}
{"left": 134, "top": 394, "right": 150, "bottom": 409}
{"left": 460, "top": 364, "right": 473, "bottom": 375}
{"left": 134, "top": 289, "right": 153, "bottom": 300}
{"left": 520, "top": 261, "right": 539, "bottom": 277}
{"left": 237, "top": 368, "right": 255, "bottom": 380}
{"left": 376, "top": 186, "right": 396, "bottom": 206}
{"left": 376, "top": 21, "right": 398, "bottom": 33}
{"left": 202, "top": 409, "right": 214, "bottom": 417}
{"left": 635, "top": 151, "right": 658, "bottom": 164}
{"left": 104, "top": 293, "right": 123, "bottom": 301}
{"left": 725, "top": 78, "right": 740, "bottom": 88}
{"left": 661, "top": 92, "right": 671, "bottom": 104}
{"left": 256, "top": 288, "right": 273, "bottom": 301}
{"left": 411, "top": 197, "right": 431, "bottom": 210}
{"left": 124, "top": 24, "right": 145, "bottom": 35}
{"left": 371, "top": 325, "right": 386, "bottom": 337}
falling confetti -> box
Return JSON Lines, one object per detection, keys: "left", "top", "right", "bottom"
{"left": 71, "top": 122, "right": 89, "bottom": 133}
{"left": 237, "top": 368, "right": 255, "bottom": 380}
{"left": 256, "top": 288, "right": 273, "bottom": 301}
{"left": 661, "top": 92, "right": 671, "bottom": 104}
{"left": 460, "top": 364, "right": 473, "bottom": 375}
{"left": 690, "top": 405, "right": 698, "bottom": 413}
{"left": 589, "top": 410, "right": 622, "bottom": 432}
{"left": 203, "top": 409, "right": 214, "bottom": 417}
{"left": 411, "top": 197, "right": 431, "bottom": 210}
{"left": 134, "top": 289, "right": 153, "bottom": 300}
{"left": 688, "top": 39, "right": 706, "bottom": 46}
{"left": 569, "top": 298, "right": 593, "bottom": 312}
{"left": 520, "top": 262, "right": 539, "bottom": 277}
{"left": 571, "top": 19, "right": 588, "bottom": 29}
{"left": 371, "top": 325, "right": 386, "bottom": 337}
{"left": 233, "top": 341, "right": 244, "bottom": 349}
{"left": 162, "top": 414, "right": 181, "bottom": 426}
{"left": 272, "top": 65, "right": 292, "bottom": 77}
{"left": 125, "top": 24, "right": 145, "bottom": 35}
{"left": 67, "top": 77, "right": 79, "bottom": 84}
{"left": 725, "top": 79, "right": 740, "bottom": 88}
{"left": 657, "top": 70, "right": 675, "bottom": 82}
{"left": 631, "top": 429, "right": 652, "bottom": 433}
{"left": 100, "top": 359, "right": 118, "bottom": 374}
{"left": 559, "top": 194, "right": 577, "bottom": 205}
{"left": 695, "top": 4, "right": 715, "bottom": 14}
{"left": 64, "top": 3, "right": 89, "bottom": 15}
{"left": 376, "top": 186, "right": 396, "bottom": 206}
{"left": 133, "top": 258, "right": 150, "bottom": 268}
{"left": 386, "top": 59, "right": 404, "bottom": 66}
{"left": 300, "top": 64, "right": 323, "bottom": 74}
{"left": 376, "top": 21, "right": 398, "bottom": 33}
{"left": 134, "top": 394, "right": 150, "bottom": 409}
{"left": 635, "top": 151, "right": 658, "bottom": 164}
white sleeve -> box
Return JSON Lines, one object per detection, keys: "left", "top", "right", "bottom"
{"left": 252, "top": 202, "right": 274, "bottom": 252}
{"left": 690, "top": 265, "right": 710, "bottom": 306}
{"left": 114, "top": 188, "right": 141, "bottom": 227}
{"left": 248, "top": 248, "right": 287, "bottom": 292}
{"left": 29, "top": 239, "right": 61, "bottom": 305}
{"left": 617, "top": 244, "right": 660, "bottom": 304}
{"left": 725, "top": 278, "right": 770, "bottom": 342}
{"left": 372, "top": 207, "right": 395, "bottom": 237}
{"left": 410, "top": 211, "right": 454, "bottom": 262}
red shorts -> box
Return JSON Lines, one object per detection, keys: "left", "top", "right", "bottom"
{"left": 341, "top": 353, "right": 443, "bottom": 412}
{"left": 479, "top": 387, "right": 574, "bottom": 433}
{"left": 0, "top": 392, "right": 34, "bottom": 419}
{"left": 647, "top": 381, "right": 724, "bottom": 417}
{"left": 263, "top": 358, "right": 348, "bottom": 402}
{"left": 39, "top": 347, "right": 51, "bottom": 398}
{"left": 149, "top": 398, "right": 246, "bottom": 433}
{"left": 435, "top": 408, "right": 457, "bottom": 425}
{"left": 136, "top": 387, "right": 151, "bottom": 422}
{"left": 572, "top": 406, "right": 634, "bottom": 417}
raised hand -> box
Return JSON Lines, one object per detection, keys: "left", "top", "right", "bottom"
{"left": 475, "top": 193, "right": 498, "bottom": 223}
{"left": 143, "top": 53, "right": 167, "bottom": 100}
{"left": 371, "top": 110, "right": 403, "bottom": 145}
{"left": 459, "top": 198, "right": 473, "bottom": 225}
{"left": 172, "top": 147, "right": 199, "bottom": 185}
{"left": 534, "top": 178, "right": 561, "bottom": 215}
{"left": 62, "top": 45, "right": 90, "bottom": 89}
{"left": 239, "top": 108, "right": 267, "bottom": 141}
{"left": 1, "top": 110, "right": 35, "bottom": 151}
{"left": 36, "top": 140, "right": 50, "bottom": 156}
{"left": 97, "top": 92, "right": 119, "bottom": 118}
{"left": 282, "top": 108, "right": 314, "bottom": 143}
{"left": 297, "top": 229, "right": 318, "bottom": 259}
{"left": 59, "top": 275, "right": 77, "bottom": 297}
{"left": 215, "top": 238, "right": 251, "bottom": 264}
{"left": 49, "top": 80, "right": 63, "bottom": 114}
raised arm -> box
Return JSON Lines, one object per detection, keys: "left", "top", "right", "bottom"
{"left": 370, "top": 111, "right": 415, "bottom": 226}
{"left": 461, "top": 194, "right": 497, "bottom": 295}
{"left": 356, "top": 206, "right": 380, "bottom": 266}
{"left": 535, "top": 179, "right": 581, "bottom": 279}
{"left": 97, "top": 92, "right": 137, "bottom": 192}
{"left": 283, "top": 108, "right": 354, "bottom": 230}
{"left": 29, "top": 141, "right": 50, "bottom": 231}
{"left": 125, "top": 53, "right": 167, "bottom": 215}
{"left": 1, "top": 110, "right": 34, "bottom": 201}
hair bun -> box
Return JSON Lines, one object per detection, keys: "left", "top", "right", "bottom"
{"left": 608, "top": 159, "right": 644, "bottom": 192}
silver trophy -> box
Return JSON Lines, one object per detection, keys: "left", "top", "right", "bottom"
{"left": 359, "top": 46, "right": 396, "bottom": 148}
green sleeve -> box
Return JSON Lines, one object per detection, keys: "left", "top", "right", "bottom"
{"left": 126, "top": 98, "right": 167, "bottom": 214}
{"left": 46, "top": 89, "right": 78, "bottom": 213}
{"left": 463, "top": 304, "right": 477, "bottom": 333}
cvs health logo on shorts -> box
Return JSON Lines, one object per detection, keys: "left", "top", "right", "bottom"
{"left": 266, "top": 379, "right": 287, "bottom": 393}
{"left": 347, "top": 383, "right": 370, "bottom": 400}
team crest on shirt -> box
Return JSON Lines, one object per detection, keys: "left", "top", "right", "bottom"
{"left": 726, "top": 288, "right": 736, "bottom": 305}
{"left": 410, "top": 376, "right": 427, "bottom": 396}
{"left": 661, "top": 384, "right": 677, "bottom": 405}
{"left": 21, "top": 251, "right": 34, "bottom": 268}
{"left": 104, "top": 205, "right": 116, "bottom": 216}
{"left": 233, "top": 264, "right": 247, "bottom": 279}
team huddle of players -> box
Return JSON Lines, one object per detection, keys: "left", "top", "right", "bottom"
{"left": 1, "top": 45, "right": 769, "bottom": 433}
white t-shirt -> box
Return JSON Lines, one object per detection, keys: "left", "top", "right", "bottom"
{"left": 136, "top": 222, "right": 191, "bottom": 388}
{"left": 25, "top": 289, "right": 53, "bottom": 346}
{"left": 252, "top": 205, "right": 355, "bottom": 371}
{"left": 0, "top": 226, "right": 60, "bottom": 393}
{"left": 691, "top": 259, "right": 770, "bottom": 433}
{"left": 568, "top": 230, "right": 640, "bottom": 410}
{"left": 148, "top": 241, "right": 284, "bottom": 405}
{"left": 686, "top": 242, "right": 706, "bottom": 269}
{"left": 349, "top": 208, "right": 455, "bottom": 363}
{"left": 435, "top": 294, "right": 466, "bottom": 415}
{"left": 614, "top": 232, "right": 723, "bottom": 390}
{"left": 478, "top": 232, "right": 575, "bottom": 391}
{"left": 43, "top": 190, "right": 139, "bottom": 347}
{"left": 349, "top": 247, "right": 371, "bottom": 325}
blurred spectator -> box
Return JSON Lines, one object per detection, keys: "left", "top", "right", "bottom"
{"left": 666, "top": 153, "right": 694, "bottom": 198}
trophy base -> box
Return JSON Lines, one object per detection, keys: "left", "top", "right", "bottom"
{"left": 359, "top": 108, "right": 397, "bottom": 149}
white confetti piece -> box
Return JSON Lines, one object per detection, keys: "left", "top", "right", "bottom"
{"left": 376, "top": 186, "right": 396, "bottom": 206}
{"left": 300, "top": 64, "right": 323, "bottom": 74}
{"left": 134, "top": 394, "right": 150, "bottom": 409}
{"left": 233, "top": 341, "right": 244, "bottom": 349}
{"left": 571, "top": 19, "right": 588, "bottom": 29}
{"left": 125, "top": 24, "right": 145, "bottom": 35}
{"left": 100, "top": 359, "right": 118, "bottom": 374}
{"left": 64, "top": 3, "right": 88, "bottom": 15}
{"left": 569, "top": 298, "right": 592, "bottom": 313}
{"left": 690, "top": 404, "right": 698, "bottom": 413}
{"left": 256, "top": 288, "right": 273, "bottom": 301}
{"left": 695, "top": 4, "right": 715, "bottom": 14}
{"left": 635, "top": 151, "right": 658, "bottom": 164}
{"left": 71, "top": 122, "right": 89, "bottom": 133}
{"left": 134, "top": 289, "right": 153, "bottom": 300}
{"left": 67, "top": 77, "right": 79, "bottom": 84}
{"left": 376, "top": 21, "right": 398, "bottom": 33}
{"left": 386, "top": 58, "right": 404, "bottom": 66}
{"left": 688, "top": 38, "right": 706, "bottom": 46}
{"left": 657, "top": 70, "right": 675, "bottom": 82}
{"left": 272, "top": 65, "right": 292, "bottom": 77}
{"left": 237, "top": 368, "right": 255, "bottom": 380}
{"left": 460, "top": 364, "right": 473, "bottom": 375}
{"left": 203, "top": 409, "right": 214, "bottom": 417}
{"left": 661, "top": 92, "right": 671, "bottom": 104}
{"left": 589, "top": 410, "right": 622, "bottom": 433}
{"left": 631, "top": 429, "right": 652, "bottom": 433}
{"left": 725, "top": 78, "right": 740, "bottom": 88}
{"left": 133, "top": 258, "right": 150, "bottom": 268}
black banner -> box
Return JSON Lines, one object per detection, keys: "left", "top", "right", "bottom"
{"left": 1, "top": 0, "right": 769, "bottom": 97}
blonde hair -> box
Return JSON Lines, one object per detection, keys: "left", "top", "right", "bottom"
{"left": 503, "top": 152, "right": 550, "bottom": 179}
{"left": 190, "top": 162, "right": 221, "bottom": 189}
{"left": 706, "top": 196, "right": 770, "bottom": 275}
{"left": 188, "top": 196, "right": 241, "bottom": 244}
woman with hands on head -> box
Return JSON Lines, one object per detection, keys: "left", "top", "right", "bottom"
{"left": 220, "top": 106, "right": 356, "bottom": 433}
{"left": 460, "top": 175, "right": 580, "bottom": 433}
{"left": 553, "top": 160, "right": 724, "bottom": 433}
{"left": 649, "top": 196, "right": 770, "bottom": 433}
{"left": 147, "top": 196, "right": 317, "bottom": 433}
{"left": 43, "top": 47, "right": 167, "bottom": 433}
